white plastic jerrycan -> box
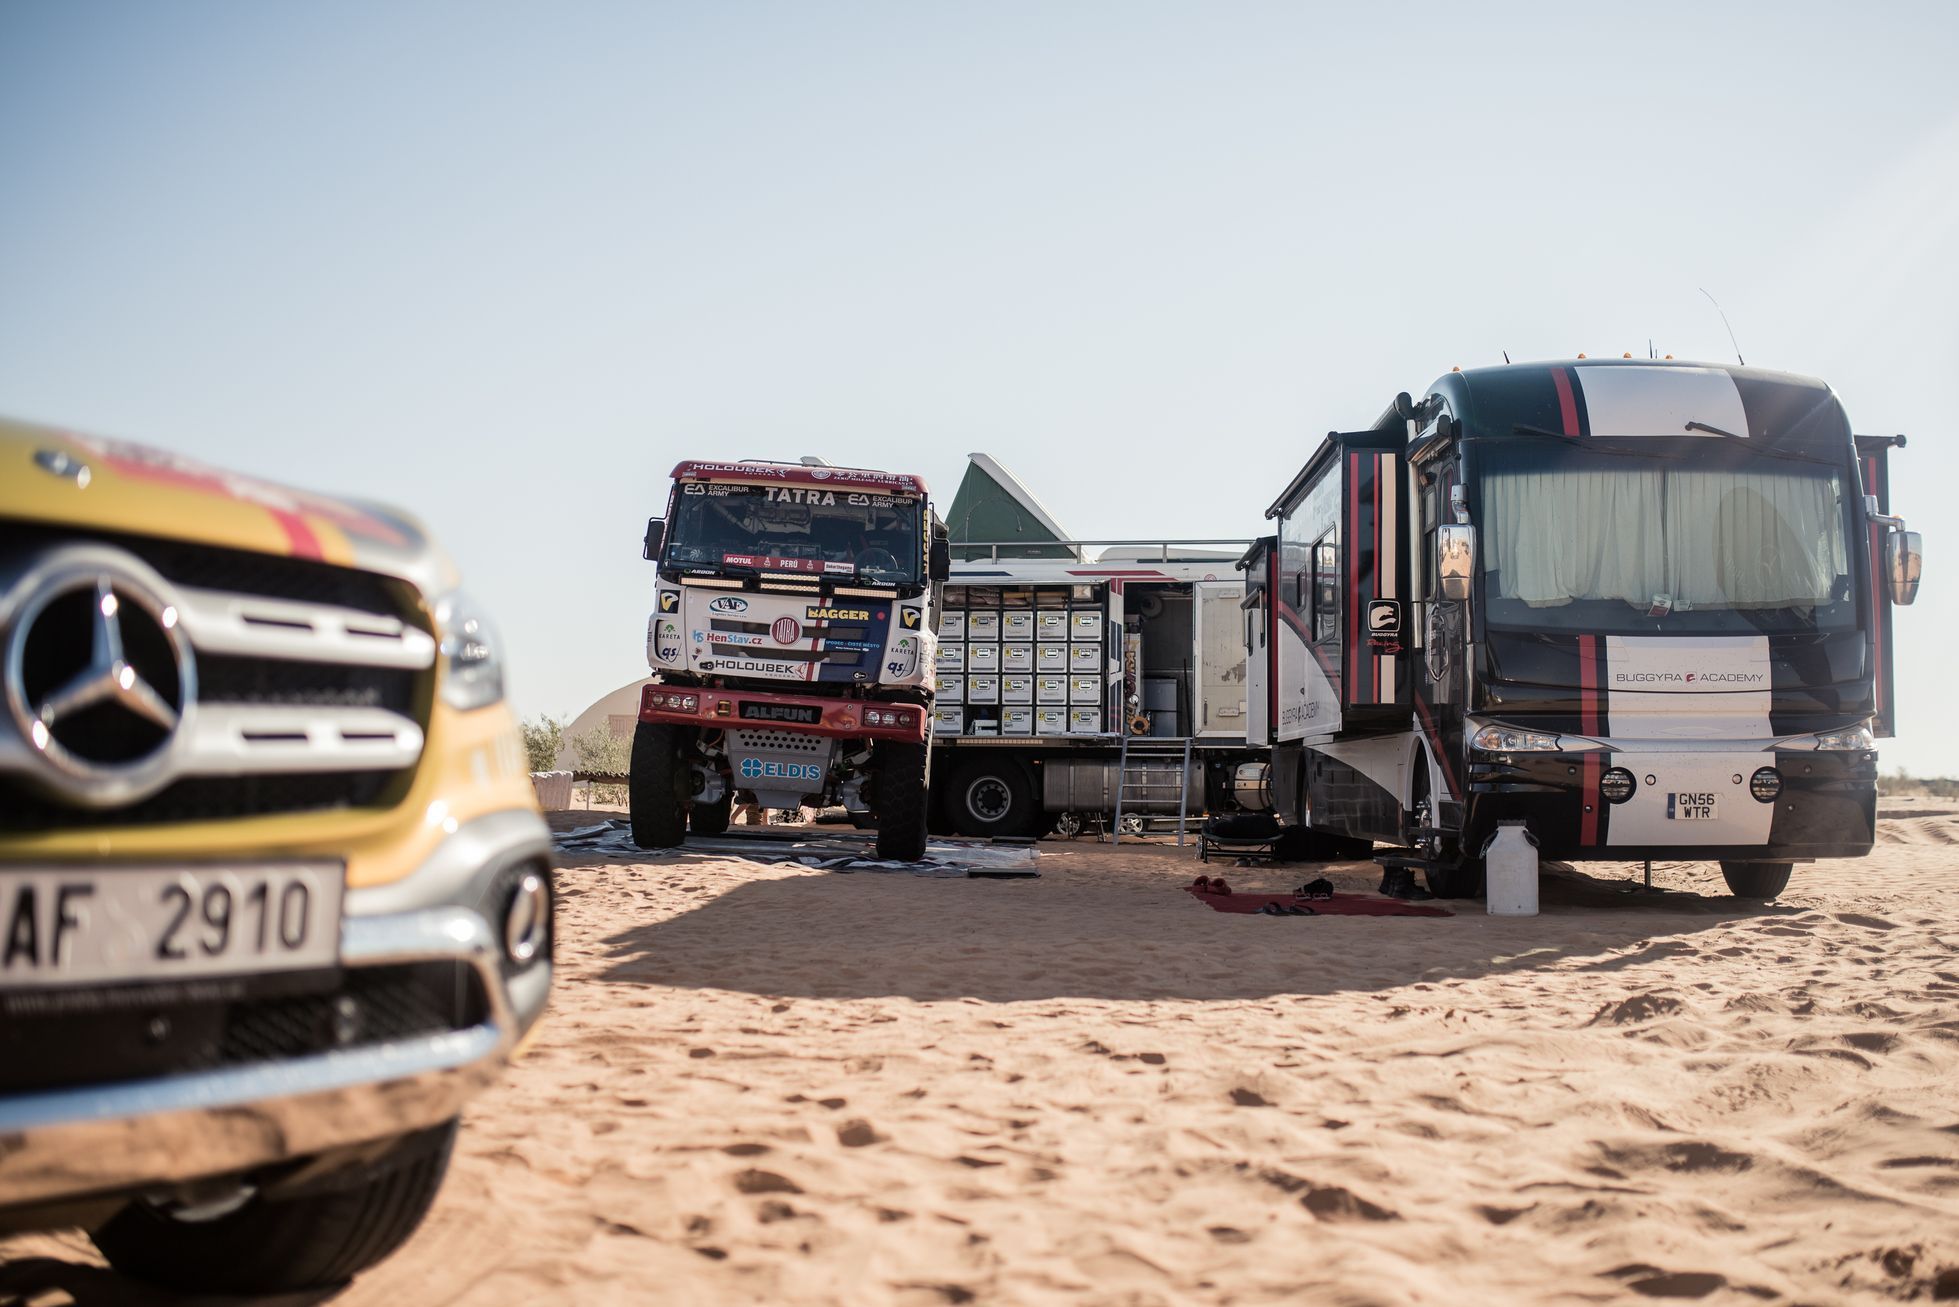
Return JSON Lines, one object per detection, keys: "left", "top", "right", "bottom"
{"left": 1484, "top": 821, "right": 1539, "bottom": 916}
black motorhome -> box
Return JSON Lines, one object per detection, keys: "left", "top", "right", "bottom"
{"left": 1244, "top": 359, "right": 1921, "bottom": 899}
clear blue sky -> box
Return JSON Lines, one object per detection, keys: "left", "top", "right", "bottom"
{"left": 3, "top": 2, "right": 1954, "bottom": 771}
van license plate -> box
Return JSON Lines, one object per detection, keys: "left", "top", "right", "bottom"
{"left": 0, "top": 864, "right": 344, "bottom": 990}
{"left": 1666, "top": 793, "right": 1717, "bottom": 821}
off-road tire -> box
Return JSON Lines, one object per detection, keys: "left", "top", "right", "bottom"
{"left": 1410, "top": 766, "right": 1482, "bottom": 898}
{"left": 1720, "top": 860, "right": 1793, "bottom": 899}
{"left": 874, "top": 741, "right": 930, "bottom": 861}
{"left": 92, "top": 1120, "right": 457, "bottom": 1295}
{"left": 690, "top": 791, "right": 733, "bottom": 836}
{"left": 629, "top": 720, "right": 687, "bottom": 848}
{"left": 947, "top": 759, "right": 1039, "bottom": 838}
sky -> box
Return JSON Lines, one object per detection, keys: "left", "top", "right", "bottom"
{"left": 2, "top": 1, "right": 1955, "bottom": 772}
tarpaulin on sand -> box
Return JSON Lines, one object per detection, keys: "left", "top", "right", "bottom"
{"left": 554, "top": 820, "right": 1039, "bottom": 878}
{"left": 1185, "top": 887, "right": 1452, "bottom": 918}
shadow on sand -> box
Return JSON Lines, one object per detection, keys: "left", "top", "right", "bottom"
{"left": 0, "top": 1254, "right": 333, "bottom": 1307}
{"left": 593, "top": 851, "right": 1794, "bottom": 1003}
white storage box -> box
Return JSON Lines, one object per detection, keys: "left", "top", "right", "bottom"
{"left": 1036, "top": 643, "right": 1068, "bottom": 671}
{"left": 1069, "top": 610, "right": 1102, "bottom": 641}
{"left": 1003, "top": 611, "right": 1035, "bottom": 639}
{"left": 1069, "top": 642, "right": 1103, "bottom": 672}
{"left": 967, "top": 611, "right": 1000, "bottom": 640}
{"left": 939, "top": 610, "right": 967, "bottom": 640}
{"left": 1002, "top": 643, "right": 1033, "bottom": 671}
{"left": 932, "top": 705, "right": 965, "bottom": 734}
{"left": 1069, "top": 674, "right": 1102, "bottom": 704}
{"left": 1035, "top": 708, "right": 1069, "bottom": 735}
{"left": 1036, "top": 675, "right": 1068, "bottom": 705}
{"left": 1036, "top": 610, "right": 1069, "bottom": 639}
{"left": 1002, "top": 707, "right": 1035, "bottom": 734}
{"left": 935, "top": 642, "right": 964, "bottom": 673}
{"left": 966, "top": 642, "right": 1000, "bottom": 672}
{"left": 1001, "top": 674, "right": 1034, "bottom": 705}
{"left": 1068, "top": 707, "right": 1103, "bottom": 734}
{"left": 967, "top": 674, "right": 1000, "bottom": 704}
{"left": 937, "top": 673, "right": 966, "bottom": 702}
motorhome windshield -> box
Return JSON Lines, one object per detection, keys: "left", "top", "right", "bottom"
{"left": 665, "top": 483, "right": 922, "bottom": 585}
{"left": 1479, "top": 441, "right": 1856, "bottom": 634}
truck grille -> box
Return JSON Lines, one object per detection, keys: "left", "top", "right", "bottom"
{"left": 0, "top": 524, "right": 434, "bottom": 830}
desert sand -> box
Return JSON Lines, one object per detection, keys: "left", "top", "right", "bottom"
{"left": 4, "top": 805, "right": 1958, "bottom": 1305}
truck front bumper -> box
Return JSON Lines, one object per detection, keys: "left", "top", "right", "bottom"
{"left": 639, "top": 683, "right": 928, "bottom": 742}
{"left": 1463, "top": 747, "right": 1877, "bottom": 863}
{"left": 0, "top": 808, "right": 552, "bottom": 1213}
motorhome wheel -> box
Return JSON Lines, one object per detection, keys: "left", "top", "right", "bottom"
{"left": 1719, "top": 861, "right": 1792, "bottom": 900}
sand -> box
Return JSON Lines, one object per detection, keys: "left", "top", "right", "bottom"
{"left": 4, "top": 804, "right": 1958, "bottom": 1305}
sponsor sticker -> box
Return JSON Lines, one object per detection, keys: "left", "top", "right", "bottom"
{"left": 709, "top": 595, "right": 749, "bottom": 614}
{"left": 807, "top": 606, "right": 871, "bottom": 622}
{"left": 771, "top": 616, "right": 802, "bottom": 643}
{"left": 739, "top": 758, "right": 824, "bottom": 782}
{"left": 658, "top": 591, "right": 679, "bottom": 612}
{"left": 738, "top": 702, "right": 821, "bottom": 725}
{"left": 900, "top": 608, "right": 921, "bottom": 629}
{"left": 1366, "top": 599, "right": 1401, "bottom": 637}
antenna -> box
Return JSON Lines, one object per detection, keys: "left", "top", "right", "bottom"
{"left": 1502, "top": 350, "right": 1511, "bottom": 364}
{"left": 1699, "top": 288, "right": 1744, "bottom": 366}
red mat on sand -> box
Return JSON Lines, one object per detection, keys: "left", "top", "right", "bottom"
{"left": 1185, "top": 887, "right": 1452, "bottom": 918}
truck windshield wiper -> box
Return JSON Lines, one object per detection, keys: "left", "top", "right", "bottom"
{"left": 1685, "top": 420, "right": 1743, "bottom": 438}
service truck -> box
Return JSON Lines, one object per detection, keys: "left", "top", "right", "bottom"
{"left": 634, "top": 460, "right": 951, "bottom": 861}
{"left": 1241, "top": 359, "right": 1920, "bottom": 899}
{"left": 930, "top": 541, "right": 1266, "bottom": 840}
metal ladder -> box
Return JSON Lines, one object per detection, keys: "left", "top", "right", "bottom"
{"left": 1113, "top": 735, "right": 1195, "bottom": 847}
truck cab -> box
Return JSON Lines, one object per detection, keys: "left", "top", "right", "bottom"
{"left": 633, "top": 460, "right": 950, "bottom": 860}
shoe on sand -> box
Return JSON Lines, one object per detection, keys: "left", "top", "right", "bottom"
{"left": 1377, "top": 867, "right": 1435, "bottom": 902}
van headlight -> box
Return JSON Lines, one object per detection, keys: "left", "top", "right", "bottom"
{"left": 435, "top": 590, "right": 505, "bottom": 711}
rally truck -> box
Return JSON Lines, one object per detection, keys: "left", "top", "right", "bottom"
{"left": 635, "top": 459, "right": 950, "bottom": 860}
{"left": 1241, "top": 358, "right": 1921, "bottom": 900}
{"left": 0, "top": 420, "right": 552, "bottom": 1294}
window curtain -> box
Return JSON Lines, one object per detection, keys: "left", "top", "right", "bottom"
{"left": 1665, "top": 469, "right": 1842, "bottom": 608}
{"left": 1485, "top": 467, "right": 1666, "bottom": 607}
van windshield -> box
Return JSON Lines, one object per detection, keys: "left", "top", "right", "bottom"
{"left": 1478, "top": 441, "right": 1857, "bottom": 634}
{"left": 665, "top": 483, "right": 922, "bottom": 586}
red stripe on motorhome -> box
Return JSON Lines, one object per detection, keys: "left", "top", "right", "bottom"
{"left": 1552, "top": 367, "right": 1580, "bottom": 437}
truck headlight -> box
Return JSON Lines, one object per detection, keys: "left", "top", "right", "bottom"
{"left": 435, "top": 590, "right": 505, "bottom": 711}
{"left": 1469, "top": 722, "right": 1564, "bottom": 753}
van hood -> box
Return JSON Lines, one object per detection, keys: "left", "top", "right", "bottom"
{"left": 0, "top": 418, "right": 455, "bottom": 596}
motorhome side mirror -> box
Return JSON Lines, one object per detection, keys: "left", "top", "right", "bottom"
{"left": 928, "top": 536, "right": 951, "bottom": 582}
{"left": 1886, "top": 530, "right": 1922, "bottom": 606}
{"left": 642, "top": 517, "right": 665, "bottom": 562}
{"left": 1438, "top": 524, "right": 1475, "bottom": 601}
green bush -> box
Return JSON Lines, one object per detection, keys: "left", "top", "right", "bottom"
{"left": 520, "top": 715, "right": 567, "bottom": 773}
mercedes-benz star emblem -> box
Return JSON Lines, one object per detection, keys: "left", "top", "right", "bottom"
{"left": 2, "top": 547, "right": 197, "bottom": 808}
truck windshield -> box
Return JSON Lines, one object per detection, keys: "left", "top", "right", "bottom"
{"left": 1478, "top": 441, "right": 1856, "bottom": 634}
{"left": 664, "top": 483, "right": 922, "bottom": 585}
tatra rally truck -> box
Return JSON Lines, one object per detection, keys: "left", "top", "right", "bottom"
{"left": 0, "top": 421, "right": 552, "bottom": 1294}
{"left": 1237, "top": 359, "right": 1920, "bottom": 900}
{"left": 635, "top": 460, "right": 950, "bottom": 861}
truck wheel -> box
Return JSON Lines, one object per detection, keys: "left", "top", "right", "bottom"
{"left": 1719, "top": 861, "right": 1793, "bottom": 899}
{"left": 92, "top": 1120, "right": 457, "bottom": 1294}
{"left": 690, "top": 791, "right": 732, "bottom": 836}
{"left": 948, "top": 760, "right": 1038, "bottom": 838}
{"left": 874, "top": 741, "right": 930, "bottom": 861}
{"left": 629, "top": 721, "right": 687, "bottom": 848}
{"left": 1410, "top": 770, "right": 1481, "bottom": 898}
